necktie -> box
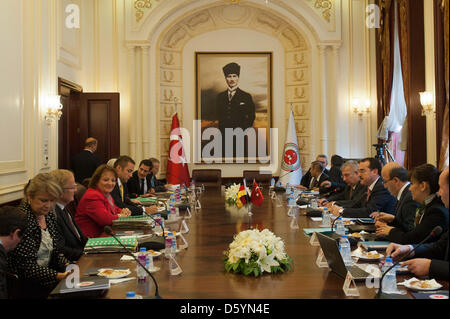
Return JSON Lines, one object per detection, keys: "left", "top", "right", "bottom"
{"left": 140, "top": 179, "right": 145, "bottom": 195}
{"left": 65, "top": 208, "right": 81, "bottom": 241}
{"left": 120, "top": 184, "right": 124, "bottom": 202}
{"left": 309, "top": 177, "right": 316, "bottom": 189}
{"left": 228, "top": 91, "right": 233, "bottom": 101}
{"left": 366, "top": 189, "right": 372, "bottom": 203}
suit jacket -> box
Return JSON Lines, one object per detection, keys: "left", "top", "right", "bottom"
{"left": 309, "top": 172, "right": 330, "bottom": 189}
{"left": 7, "top": 203, "right": 69, "bottom": 298}
{"left": 75, "top": 188, "right": 121, "bottom": 238}
{"left": 414, "top": 231, "right": 448, "bottom": 281}
{"left": 216, "top": 88, "right": 255, "bottom": 133}
{"left": 386, "top": 196, "right": 449, "bottom": 244}
{"left": 327, "top": 182, "right": 367, "bottom": 208}
{"left": 127, "top": 171, "right": 152, "bottom": 198}
{"left": 342, "top": 178, "right": 396, "bottom": 218}
{"left": 71, "top": 150, "right": 101, "bottom": 183}
{"left": 111, "top": 182, "right": 144, "bottom": 216}
{"left": 0, "top": 244, "right": 7, "bottom": 299}
{"left": 389, "top": 185, "right": 419, "bottom": 232}
{"left": 301, "top": 168, "right": 330, "bottom": 188}
{"left": 149, "top": 173, "right": 166, "bottom": 193}
{"left": 55, "top": 204, "right": 87, "bottom": 261}
{"left": 328, "top": 166, "right": 346, "bottom": 188}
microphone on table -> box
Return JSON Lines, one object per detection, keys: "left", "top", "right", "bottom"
{"left": 375, "top": 225, "right": 443, "bottom": 299}
{"left": 104, "top": 226, "right": 162, "bottom": 299}
{"left": 330, "top": 210, "right": 344, "bottom": 232}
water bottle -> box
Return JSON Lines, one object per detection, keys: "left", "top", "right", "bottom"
{"left": 311, "top": 198, "right": 318, "bottom": 209}
{"left": 170, "top": 232, "right": 178, "bottom": 255}
{"left": 169, "top": 207, "right": 177, "bottom": 220}
{"left": 137, "top": 248, "right": 148, "bottom": 281}
{"left": 335, "top": 217, "right": 345, "bottom": 235}
{"left": 322, "top": 208, "right": 331, "bottom": 227}
{"left": 288, "top": 191, "right": 296, "bottom": 206}
{"left": 165, "top": 232, "right": 173, "bottom": 257}
{"left": 339, "top": 235, "right": 353, "bottom": 266}
{"left": 154, "top": 214, "right": 163, "bottom": 233}
{"left": 285, "top": 183, "right": 290, "bottom": 194}
{"left": 381, "top": 258, "right": 398, "bottom": 293}
{"left": 181, "top": 183, "right": 186, "bottom": 195}
{"left": 126, "top": 291, "right": 143, "bottom": 299}
{"left": 270, "top": 178, "right": 275, "bottom": 188}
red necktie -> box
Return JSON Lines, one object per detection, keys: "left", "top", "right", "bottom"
{"left": 366, "top": 189, "right": 372, "bottom": 202}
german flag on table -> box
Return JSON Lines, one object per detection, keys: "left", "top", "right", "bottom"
{"left": 236, "top": 184, "right": 247, "bottom": 208}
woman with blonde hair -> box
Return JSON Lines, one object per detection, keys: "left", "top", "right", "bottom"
{"left": 75, "top": 164, "right": 131, "bottom": 238}
{"left": 8, "top": 173, "right": 72, "bottom": 299}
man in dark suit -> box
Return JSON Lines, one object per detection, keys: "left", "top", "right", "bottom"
{"left": 0, "top": 206, "right": 27, "bottom": 299}
{"left": 320, "top": 160, "right": 367, "bottom": 208}
{"left": 386, "top": 168, "right": 449, "bottom": 281}
{"left": 300, "top": 154, "right": 330, "bottom": 189}
{"left": 330, "top": 157, "right": 396, "bottom": 218}
{"left": 51, "top": 169, "right": 87, "bottom": 262}
{"left": 216, "top": 62, "right": 255, "bottom": 158}
{"left": 71, "top": 137, "right": 101, "bottom": 183}
{"left": 111, "top": 156, "right": 157, "bottom": 216}
{"left": 127, "top": 159, "right": 153, "bottom": 198}
{"left": 373, "top": 164, "right": 419, "bottom": 234}
{"left": 303, "top": 161, "right": 329, "bottom": 190}
{"left": 148, "top": 158, "right": 170, "bottom": 193}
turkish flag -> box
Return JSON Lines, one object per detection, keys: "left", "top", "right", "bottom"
{"left": 250, "top": 180, "right": 264, "bottom": 206}
{"left": 166, "top": 113, "right": 190, "bottom": 186}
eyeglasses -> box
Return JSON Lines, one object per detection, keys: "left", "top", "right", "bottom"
{"left": 383, "top": 179, "right": 392, "bottom": 184}
{"left": 64, "top": 184, "right": 78, "bottom": 190}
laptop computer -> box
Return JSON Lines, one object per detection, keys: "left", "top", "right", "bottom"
{"left": 316, "top": 232, "right": 373, "bottom": 281}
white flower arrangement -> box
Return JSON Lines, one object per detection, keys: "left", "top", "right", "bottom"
{"left": 223, "top": 229, "right": 293, "bottom": 277}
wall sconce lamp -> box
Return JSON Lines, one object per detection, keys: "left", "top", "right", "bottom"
{"left": 419, "top": 91, "right": 434, "bottom": 116}
{"left": 44, "top": 95, "right": 63, "bottom": 126}
{"left": 352, "top": 98, "right": 371, "bottom": 117}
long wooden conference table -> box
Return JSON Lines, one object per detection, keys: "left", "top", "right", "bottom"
{"left": 76, "top": 187, "right": 448, "bottom": 299}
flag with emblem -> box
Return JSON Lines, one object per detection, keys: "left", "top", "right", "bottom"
{"left": 250, "top": 180, "right": 264, "bottom": 206}
{"left": 166, "top": 113, "right": 190, "bottom": 186}
{"left": 236, "top": 184, "right": 247, "bottom": 208}
{"left": 279, "top": 110, "right": 302, "bottom": 186}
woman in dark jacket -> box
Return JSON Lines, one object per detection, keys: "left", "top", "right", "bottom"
{"left": 376, "top": 164, "right": 449, "bottom": 244}
{"left": 8, "top": 173, "right": 71, "bottom": 299}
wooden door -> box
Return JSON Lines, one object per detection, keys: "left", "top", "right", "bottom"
{"left": 58, "top": 77, "right": 120, "bottom": 169}
{"left": 79, "top": 93, "right": 120, "bottom": 164}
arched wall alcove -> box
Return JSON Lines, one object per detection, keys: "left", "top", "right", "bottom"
{"left": 126, "top": 0, "right": 342, "bottom": 177}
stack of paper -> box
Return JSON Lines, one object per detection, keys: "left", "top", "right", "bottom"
{"left": 112, "top": 215, "right": 154, "bottom": 229}
{"left": 84, "top": 236, "right": 138, "bottom": 254}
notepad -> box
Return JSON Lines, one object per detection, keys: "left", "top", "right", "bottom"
{"left": 303, "top": 228, "right": 334, "bottom": 236}
{"left": 360, "top": 241, "right": 391, "bottom": 251}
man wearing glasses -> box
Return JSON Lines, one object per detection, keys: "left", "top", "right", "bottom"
{"left": 0, "top": 206, "right": 27, "bottom": 299}
{"left": 330, "top": 157, "right": 396, "bottom": 218}
{"left": 372, "top": 163, "right": 419, "bottom": 236}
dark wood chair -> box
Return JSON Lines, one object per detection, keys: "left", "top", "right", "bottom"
{"left": 192, "top": 169, "right": 222, "bottom": 188}
{"left": 243, "top": 170, "right": 272, "bottom": 186}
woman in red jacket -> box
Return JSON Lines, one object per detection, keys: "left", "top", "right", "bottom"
{"left": 75, "top": 165, "right": 131, "bottom": 238}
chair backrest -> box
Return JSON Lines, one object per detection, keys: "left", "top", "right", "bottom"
{"left": 243, "top": 170, "right": 272, "bottom": 186}
{"left": 191, "top": 169, "right": 222, "bottom": 187}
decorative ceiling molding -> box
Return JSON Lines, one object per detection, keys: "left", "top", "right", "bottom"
{"left": 134, "top": 0, "right": 161, "bottom": 23}
{"left": 306, "top": 0, "right": 334, "bottom": 24}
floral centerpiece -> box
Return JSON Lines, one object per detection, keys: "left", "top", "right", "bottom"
{"left": 224, "top": 183, "right": 251, "bottom": 206}
{"left": 223, "top": 229, "right": 293, "bottom": 277}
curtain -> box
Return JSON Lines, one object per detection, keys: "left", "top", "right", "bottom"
{"left": 377, "top": 0, "right": 395, "bottom": 119}
{"left": 439, "top": 0, "right": 449, "bottom": 169}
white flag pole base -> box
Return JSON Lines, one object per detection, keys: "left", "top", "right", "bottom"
{"left": 184, "top": 207, "right": 192, "bottom": 219}
{"left": 178, "top": 233, "right": 189, "bottom": 250}
{"left": 169, "top": 255, "right": 183, "bottom": 276}
{"left": 289, "top": 216, "right": 299, "bottom": 229}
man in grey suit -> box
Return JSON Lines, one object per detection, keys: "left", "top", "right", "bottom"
{"left": 319, "top": 160, "right": 367, "bottom": 208}
{"left": 373, "top": 163, "right": 419, "bottom": 234}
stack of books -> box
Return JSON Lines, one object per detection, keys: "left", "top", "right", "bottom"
{"left": 112, "top": 215, "right": 154, "bottom": 229}
{"left": 135, "top": 197, "right": 158, "bottom": 206}
{"left": 84, "top": 236, "right": 138, "bottom": 254}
